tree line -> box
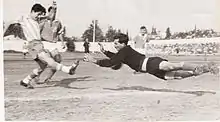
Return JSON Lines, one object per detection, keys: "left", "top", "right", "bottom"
{"left": 82, "top": 20, "right": 126, "bottom": 42}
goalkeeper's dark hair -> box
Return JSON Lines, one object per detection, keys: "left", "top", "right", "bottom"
{"left": 113, "top": 33, "right": 129, "bottom": 45}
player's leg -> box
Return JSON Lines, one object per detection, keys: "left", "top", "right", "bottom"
{"left": 39, "top": 49, "right": 62, "bottom": 83}
{"left": 145, "top": 57, "right": 169, "bottom": 80}
{"left": 145, "top": 57, "right": 210, "bottom": 80}
{"left": 160, "top": 60, "right": 220, "bottom": 75}
{"left": 37, "top": 50, "right": 79, "bottom": 75}
{"left": 20, "top": 59, "right": 47, "bottom": 89}
{"left": 44, "top": 55, "right": 61, "bottom": 82}
{"left": 159, "top": 61, "right": 195, "bottom": 71}
{"left": 24, "top": 40, "right": 79, "bottom": 86}
{"left": 20, "top": 40, "right": 46, "bottom": 88}
{"left": 164, "top": 71, "right": 194, "bottom": 80}
{"left": 158, "top": 60, "right": 212, "bottom": 75}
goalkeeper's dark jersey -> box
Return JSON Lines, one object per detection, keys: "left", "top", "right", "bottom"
{"left": 96, "top": 46, "right": 145, "bottom": 72}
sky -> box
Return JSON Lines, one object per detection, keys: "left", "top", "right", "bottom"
{"left": 3, "top": 0, "right": 220, "bottom": 37}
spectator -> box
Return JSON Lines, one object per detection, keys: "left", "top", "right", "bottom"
{"left": 22, "top": 41, "right": 28, "bottom": 59}
{"left": 133, "top": 26, "right": 149, "bottom": 48}
{"left": 145, "top": 42, "right": 220, "bottom": 55}
{"left": 133, "top": 26, "right": 150, "bottom": 54}
{"left": 165, "top": 27, "right": 171, "bottom": 39}
{"left": 83, "top": 38, "right": 90, "bottom": 53}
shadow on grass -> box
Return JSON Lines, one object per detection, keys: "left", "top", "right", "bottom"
{"left": 104, "top": 86, "right": 216, "bottom": 96}
{"left": 35, "top": 76, "right": 94, "bottom": 89}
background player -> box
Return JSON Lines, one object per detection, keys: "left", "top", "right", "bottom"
{"left": 22, "top": 41, "right": 29, "bottom": 59}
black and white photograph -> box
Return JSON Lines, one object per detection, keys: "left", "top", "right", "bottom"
{"left": 1, "top": 0, "right": 220, "bottom": 121}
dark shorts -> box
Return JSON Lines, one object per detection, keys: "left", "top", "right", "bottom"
{"left": 146, "top": 57, "right": 168, "bottom": 80}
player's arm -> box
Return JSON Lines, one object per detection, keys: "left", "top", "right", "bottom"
{"left": 103, "top": 51, "right": 116, "bottom": 58}
{"left": 84, "top": 49, "right": 125, "bottom": 67}
{"left": 98, "top": 42, "right": 115, "bottom": 58}
{"left": 38, "top": 14, "right": 49, "bottom": 22}
{"left": 52, "top": 1, "right": 57, "bottom": 10}
{"left": 57, "top": 24, "right": 65, "bottom": 48}
{"left": 51, "top": 0, "right": 61, "bottom": 41}
{"left": 39, "top": 19, "right": 46, "bottom": 33}
{"left": 95, "top": 54, "right": 122, "bottom": 67}
{"left": 144, "top": 34, "right": 150, "bottom": 43}
{"left": 37, "top": 1, "right": 55, "bottom": 22}
{"left": 57, "top": 24, "right": 65, "bottom": 42}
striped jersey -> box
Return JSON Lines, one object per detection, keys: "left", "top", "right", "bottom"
{"left": 17, "top": 15, "right": 41, "bottom": 41}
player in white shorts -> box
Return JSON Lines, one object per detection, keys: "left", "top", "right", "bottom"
{"left": 4, "top": 3, "right": 79, "bottom": 89}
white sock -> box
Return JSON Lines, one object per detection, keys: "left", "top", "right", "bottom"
{"left": 56, "top": 63, "right": 76, "bottom": 73}
{"left": 61, "top": 66, "right": 72, "bottom": 73}
{"left": 56, "top": 64, "right": 63, "bottom": 71}
{"left": 23, "top": 75, "right": 32, "bottom": 84}
{"left": 71, "top": 63, "right": 77, "bottom": 67}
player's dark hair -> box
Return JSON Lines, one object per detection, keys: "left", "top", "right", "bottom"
{"left": 31, "top": 4, "right": 46, "bottom": 13}
{"left": 48, "top": 6, "right": 57, "bottom": 12}
{"left": 42, "top": 7, "right": 46, "bottom": 15}
{"left": 48, "top": 6, "right": 52, "bottom": 12}
{"left": 140, "top": 26, "right": 146, "bottom": 30}
{"left": 114, "top": 33, "right": 129, "bottom": 45}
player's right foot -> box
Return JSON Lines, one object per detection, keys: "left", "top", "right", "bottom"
{"left": 193, "top": 64, "right": 209, "bottom": 76}
{"left": 69, "top": 60, "right": 80, "bottom": 75}
{"left": 193, "top": 66, "right": 202, "bottom": 76}
{"left": 20, "top": 80, "right": 34, "bottom": 89}
{"left": 209, "top": 65, "right": 220, "bottom": 75}
{"left": 206, "top": 62, "right": 219, "bottom": 75}
{"left": 194, "top": 63, "right": 220, "bottom": 75}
